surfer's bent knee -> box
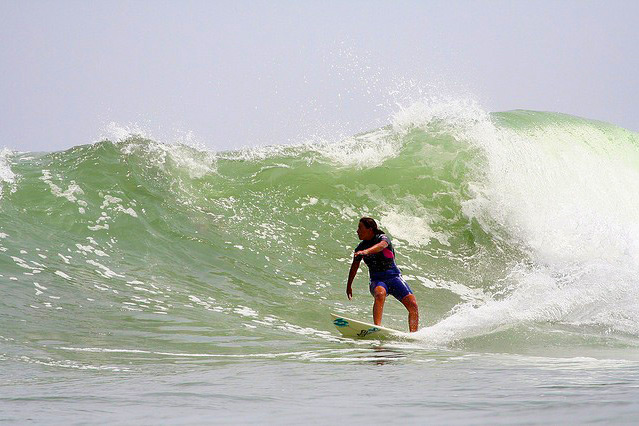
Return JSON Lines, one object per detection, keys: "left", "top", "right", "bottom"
{"left": 373, "top": 285, "right": 387, "bottom": 299}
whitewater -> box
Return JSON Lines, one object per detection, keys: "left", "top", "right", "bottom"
{"left": 3, "top": 100, "right": 639, "bottom": 423}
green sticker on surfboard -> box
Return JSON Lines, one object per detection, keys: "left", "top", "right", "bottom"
{"left": 330, "top": 313, "right": 402, "bottom": 339}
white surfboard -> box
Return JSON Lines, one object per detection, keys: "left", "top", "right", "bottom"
{"left": 331, "top": 313, "right": 403, "bottom": 339}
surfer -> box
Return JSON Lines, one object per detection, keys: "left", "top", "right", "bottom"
{"left": 346, "top": 217, "right": 419, "bottom": 332}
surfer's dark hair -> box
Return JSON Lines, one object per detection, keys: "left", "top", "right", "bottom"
{"left": 359, "top": 217, "right": 385, "bottom": 235}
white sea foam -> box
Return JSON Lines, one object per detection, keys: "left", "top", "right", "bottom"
{"left": 0, "top": 148, "right": 16, "bottom": 199}
{"left": 55, "top": 270, "right": 72, "bottom": 280}
{"left": 99, "top": 194, "right": 139, "bottom": 219}
{"left": 103, "top": 122, "right": 218, "bottom": 179}
{"left": 233, "top": 306, "right": 258, "bottom": 317}
{"left": 410, "top": 106, "right": 639, "bottom": 344}
{"left": 39, "top": 170, "right": 85, "bottom": 204}
{"left": 86, "top": 259, "right": 125, "bottom": 279}
{"left": 380, "top": 210, "right": 449, "bottom": 247}
{"left": 391, "top": 96, "right": 489, "bottom": 137}
{"left": 309, "top": 128, "right": 402, "bottom": 168}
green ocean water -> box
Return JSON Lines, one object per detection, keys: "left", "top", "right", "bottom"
{"left": 3, "top": 106, "right": 639, "bottom": 423}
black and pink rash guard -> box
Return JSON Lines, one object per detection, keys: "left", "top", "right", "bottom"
{"left": 354, "top": 234, "right": 400, "bottom": 278}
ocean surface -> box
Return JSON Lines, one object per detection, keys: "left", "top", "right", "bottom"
{"left": 3, "top": 101, "right": 639, "bottom": 423}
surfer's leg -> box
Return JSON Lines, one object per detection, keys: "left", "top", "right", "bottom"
{"left": 400, "top": 294, "right": 419, "bottom": 332}
{"left": 384, "top": 275, "right": 417, "bottom": 331}
{"left": 372, "top": 285, "right": 387, "bottom": 326}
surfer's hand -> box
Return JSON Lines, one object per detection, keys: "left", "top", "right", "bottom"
{"left": 346, "top": 285, "right": 352, "bottom": 300}
{"left": 354, "top": 250, "right": 367, "bottom": 258}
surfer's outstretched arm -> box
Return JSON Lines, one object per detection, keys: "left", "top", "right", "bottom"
{"left": 346, "top": 257, "right": 361, "bottom": 300}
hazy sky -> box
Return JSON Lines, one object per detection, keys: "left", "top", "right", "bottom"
{"left": 1, "top": 0, "right": 638, "bottom": 152}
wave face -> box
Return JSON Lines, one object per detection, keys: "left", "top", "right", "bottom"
{"left": 2, "top": 102, "right": 639, "bottom": 359}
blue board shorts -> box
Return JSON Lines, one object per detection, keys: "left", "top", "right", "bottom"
{"left": 369, "top": 269, "right": 413, "bottom": 301}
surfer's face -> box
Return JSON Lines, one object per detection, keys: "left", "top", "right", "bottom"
{"left": 357, "top": 221, "right": 374, "bottom": 240}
